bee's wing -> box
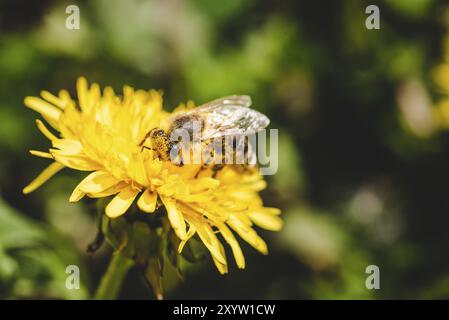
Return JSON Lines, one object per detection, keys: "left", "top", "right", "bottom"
{"left": 165, "top": 95, "right": 251, "bottom": 129}
{"left": 194, "top": 95, "right": 252, "bottom": 112}
{"left": 166, "top": 95, "right": 269, "bottom": 140}
{"left": 200, "top": 105, "right": 270, "bottom": 140}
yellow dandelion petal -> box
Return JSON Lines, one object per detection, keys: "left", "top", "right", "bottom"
{"left": 178, "top": 221, "right": 197, "bottom": 253}
{"left": 58, "top": 89, "right": 72, "bottom": 103}
{"left": 77, "top": 170, "right": 120, "bottom": 194}
{"left": 160, "top": 196, "right": 187, "bottom": 240}
{"left": 29, "top": 150, "right": 53, "bottom": 159}
{"left": 87, "top": 182, "right": 128, "bottom": 198}
{"left": 88, "top": 83, "right": 101, "bottom": 111}
{"left": 205, "top": 237, "right": 228, "bottom": 274}
{"left": 76, "top": 77, "right": 89, "bottom": 111}
{"left": 228, "top": 212, "right": 253, "bottom": 231}
{"left": 105, "top": 185, "right": 139, "bottom": 218}
{"left": 41, "top": 90, "right": 67, "bottom": 109}
{"left": 228, "top": 217, "right": 268, "bottom": 255}
{"left": 137, "top": 189, "right": 157, "bottom": 213}
{"left": 218, "top": 223, "right": 245, "bottom": 269}
{"left": 51, "top": 149, "right": 101, "bottom": 171}
{"left": 23, "top": 162, "right": 64, "bottom": 194}
{"left": 35, "top": 119, "right": 58, "bottom": 141}
{"left": 24, "top": 97, "right": 61, "bottom": 128}
{"left": 123, "top": 85, "right": 134, "bottom": 104}
{"left": 214, "top": 200, "right": 248, "bottom": 213}
{"left": 103, "top": 86, "right": 115, "bottom": 99}
{"left": 51, "top": 139, "right": 83, "bottom": 155}
{"left": 212, "top": 251, "right": 228, "bottom": 275}
{"left": 172, "top": 164, "right": 202, "bottom": 179}
{"left": 157, "top": 182, "right": 178, "bottom": 197}
{"left": 150, "top": 178, "right": 164, "bottom": 188}
{"left": 186, "top": 203, "right": 228, "bottom": 222}
{"left": 188, "top": 177, "right": 220, "bottom": 193}
{"left": 70, "top": 172, "right": 125, "bottom": 203}
{"left": 249, "top": 208, "right": 283, "bottom": 231}
{"left": 175, "top": 191, "right": 213, "bottom": 203}
{"left": 69, "top": 186, "right": 85, "bottom": 203}
{"left": 130, "top": 153, "right": 150, "bottom": 186}
{"left": 247, "top": 179, "right": 267, "bottom": 192}
{"left": 195, "top": 222, "right": 227, "bottom": 265}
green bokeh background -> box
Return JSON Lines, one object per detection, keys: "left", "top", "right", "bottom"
{"left": 1, "top": 0, "right": 449, "bottom": 299}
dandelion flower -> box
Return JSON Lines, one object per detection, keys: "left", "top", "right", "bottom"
{"left": 23, "top": 77, "right": 282, "bottom": 273}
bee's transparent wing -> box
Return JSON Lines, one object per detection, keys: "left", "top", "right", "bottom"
{"left": 193, "top": 95, "right": 252, "bottom": 113}
{"left": 167, "top": 95, "right": 268, "bottom": 140}
{"left": 200, "top": 105, "right": 270, "bottom": 140}
{"left": 165, "top": 95, "right": 252, "bottom": 129}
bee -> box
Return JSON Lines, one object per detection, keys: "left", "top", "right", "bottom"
{"left": 139, "top": 95, "right": 270, "bottom": 170}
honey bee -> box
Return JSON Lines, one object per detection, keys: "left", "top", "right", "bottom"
{"left": 139, "top": 95, "right": 270, "bottom": 169}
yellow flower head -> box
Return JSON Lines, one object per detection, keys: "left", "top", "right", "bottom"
{"left": 23, "top": 77, "right": 282, "bottom": 273}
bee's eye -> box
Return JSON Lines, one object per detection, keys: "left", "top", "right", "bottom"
{"left": 151, "top": 129, "right": 164, "bottom": 138}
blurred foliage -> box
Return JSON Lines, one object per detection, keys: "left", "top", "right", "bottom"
{"left": 0, "top": 198, "right": 88, "bottom": 299}
{"left": 2, "top": 0, "right": 449, "bottom": 299}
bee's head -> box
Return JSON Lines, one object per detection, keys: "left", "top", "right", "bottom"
{"left": 139, "top": 128, "right": 167, "bottom": 148}
{"left": 149, "top": 128, "right": 166, "bottom": 139}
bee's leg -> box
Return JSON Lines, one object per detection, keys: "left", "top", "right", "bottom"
{"left": 194, "top": 167, "right": 202, "bottom": 178}
{"left": 139, "top": 130, "right": 155, "bottom": 147}
{"left": 239, "top": 163, "right": 258, "bottom": 175}
{"left": 139, "top": 129, "right": 157, "bottom": 153}
{"left": 178, "top": 143, "right": 185, "bottom": 166}
{"left": 212, "top": 164, "right": 224, "bottom": 178}
{"left": 193, "top": 162, "right": 211, "bottom": 178}
{"left": 169, "top": 142, "right": 184, "bottom": 166}
{"left": 193, "top": 150, "right": 214, "bottom": 178}
{"left": 178, "top": 155, "right": 184, "bottom": 167}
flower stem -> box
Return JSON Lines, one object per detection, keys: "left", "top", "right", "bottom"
{"left": 94, "top": 250, "right": 134, "bottom": 300}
